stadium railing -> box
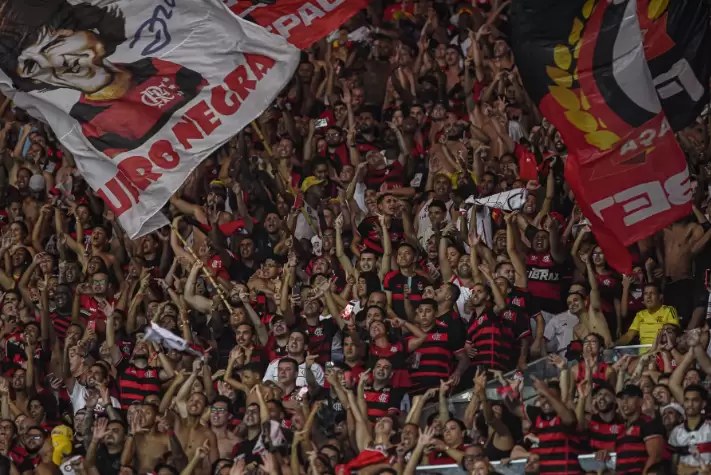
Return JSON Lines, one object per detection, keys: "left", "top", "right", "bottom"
{"left": 415, "top": 453, "right": 617, "bottom": 474}
{"left": 414, "top": 345, "right": 649, "bottom": 472}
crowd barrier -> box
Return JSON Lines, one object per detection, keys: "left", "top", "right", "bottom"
{"left": 440, "top": 345, "right": 652, "bottom": 421}
{"left": 415, "top": 453, "right": 617, "bottom": 474}
{"left": 413, "top": 345, "right": 648, "bottom": 472}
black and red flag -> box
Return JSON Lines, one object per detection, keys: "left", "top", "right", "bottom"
{"left": 511, "top": 0, "right": 711, "bottom": 272}
{"left": 224, "top": 0, "right": 369, "bottom": 49}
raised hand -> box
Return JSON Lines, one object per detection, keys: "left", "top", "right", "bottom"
{"left": 196, "top": 439, "right": 210, "bottom": 460}
{"left": 93, "top": 417, "right": 109, "bottom": 441}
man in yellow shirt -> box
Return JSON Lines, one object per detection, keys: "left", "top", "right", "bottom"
{"left": 616, "top": 284, "right": 679, "bottom": 346}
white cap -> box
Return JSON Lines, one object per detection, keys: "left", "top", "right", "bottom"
{"left": 29, "top": 174, "right": 45, "bottom": 192}
{"left": 662, "top": 402, "right": 685, "bottom": 417}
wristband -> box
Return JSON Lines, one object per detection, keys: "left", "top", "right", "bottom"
{"left": 167, "top": 431, "right": 175, "bottom": 437}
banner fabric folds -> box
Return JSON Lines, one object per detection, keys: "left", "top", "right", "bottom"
{"left": 224, "top": 0, "right": 370, "bottom": 49}
{"left": 0, "top": 0, "right": 300, "bottom": 238}
{"left": 511, "top": 0, "right": 711, "bottom": 273}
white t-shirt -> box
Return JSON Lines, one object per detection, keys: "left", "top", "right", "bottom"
{"left": 69, "top": 382, "right": 122, "bottom": 415}
{"left": 543, "top": 311, "right": 579, "bottom": 356}
{"left": 669, "top": 420, "right": 711, "bottom": 466}
{"left": 450, "top": 275, "right": 473, "bottom": 322}
{"left": 262, "top": 358, "right": 325, "bottom": 387}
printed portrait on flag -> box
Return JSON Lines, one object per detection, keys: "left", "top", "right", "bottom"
{"left": 0, "top": 0, "right": 300, "bottom": 239}
{"left": 0, "top": 0, "right": 206, "bottom": 158}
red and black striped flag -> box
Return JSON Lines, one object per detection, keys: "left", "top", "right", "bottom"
{"left": 511, "top": 0, "right": 710, "bottom": 272}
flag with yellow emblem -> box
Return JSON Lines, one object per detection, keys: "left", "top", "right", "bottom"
{"left": 511, "top": 0, "right": 710, "bottom": 272}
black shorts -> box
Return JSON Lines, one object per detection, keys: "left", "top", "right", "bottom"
{"left": 664, "top": 278, "right": 695, "bottom": 326}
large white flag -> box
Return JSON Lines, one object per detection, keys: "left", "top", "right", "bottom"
{"left": 0, "top": 0, "right": 300, "bottom": 238}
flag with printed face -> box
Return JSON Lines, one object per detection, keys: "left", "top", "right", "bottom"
{"left": 511, "top": 0, "right": 710, "bottom": 273}
{"left": 0, "top": 0, "right": 300, "bottom": 238}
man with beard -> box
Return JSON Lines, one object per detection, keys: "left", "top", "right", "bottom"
{"left": 209, "top": 397, "right": 239, "bottom": 459}
{"left": 415, "top": 175, "right": 453, "bottom": 245}
{"left": 465, "top": 273, "right": 519, "bottom": 372}
{"left": 265, "top": 314, "right": 290, "bottom": 361}
{"left": 321, "top": 125, "right": 349, "bottom": 173}
{"left": 439, "top": 233, "right": 477, "bottom": 320}
{"left": 67, "top": 362, "right": 120, "bottom": 414}
{"left": 289, "top": 281, "right": 340, "bottom": 365}
{"left": 250, "top": 210, "right": 283, "bottom": 260}
{"left": 233, "top": 322, "right": 269, "bottom": 372}
{"left": 75, "top": 270, "right": 116, "bottom": 327}
{"left": 174, "top": 392, "right": 219, "bottom": 475}
{"left": 19, "top": 426, "right": 46, "bottom": 473}
{"left": 106, "top": 320, "right": 175, "bottom": 408}
{"left": 231, "top": 402, "right": 264, "bottom": 465}
{"left": 262, "top": 330, "right": 325, "bottom": 389}
{"left": 361, "top": 358, "right": 405, "bottom": 422}
{"left": 86, "top": 418, "right": 126, "bottom": 475}
{"left": 614, "top": 384, "right": 666, "bottom": 474}
{"left": 577, "top": 382, "right": 624, "bottom": 456}
{"left": 525, "top": 377, "right": 581, "bottom": 474}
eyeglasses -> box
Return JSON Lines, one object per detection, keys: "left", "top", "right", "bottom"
{"left": 92, "top": 278, "right": 107, "bottom": 285}
{"left": 211, "top": 407, "right": 227, "bottom": 413}
{"left": 326, "top": 132, "right": 340, "bottom": 138}
{"left": 26, "top": 434, "right": 43, "bottom": 441}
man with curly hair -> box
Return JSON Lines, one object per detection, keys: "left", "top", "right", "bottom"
{"left": 0, "top": 0, "right": 206, "bottom": 157}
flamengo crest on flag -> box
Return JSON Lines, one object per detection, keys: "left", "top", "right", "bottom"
{"left": 511, "top": 0, "right": 711, "bottom": 273}
{"left": 0, "top": 0, "right": 300, "bottom": 239}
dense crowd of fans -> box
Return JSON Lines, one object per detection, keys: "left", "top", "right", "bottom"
{"left": 0, "top": 1, "right": 710, "bottom": 475}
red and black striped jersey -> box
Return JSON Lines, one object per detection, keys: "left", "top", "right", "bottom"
{"left": 407, "top": 322, "right": 465, "bottom": 395}
{"left": 363, "top": 384, "right": 404, "bottom": 421}
{"left": 50, "top": 310, "right": 72, "bottom": 343}
{"left": 467, "top": 305, "right": 528, "bottom": 371}
{"left": 615, "top": 415, "right": 666, "bottom": 475}
{"left": 527, "top": 406, "right": 582, "bottom": 475}
{"left": 588, "top": 413, "right": 624, "bottom": 451}
{"left": 116, "top": 359, "right": 162, "bottom": 409}
{"left": 383, "top": 270, "right": 426, "bottom": 320}
{"left": 302, "top": 318, "right": 339, "bottom": 366}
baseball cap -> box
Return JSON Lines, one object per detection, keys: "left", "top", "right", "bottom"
{"left": 300, "top": 176, "right": 325, "bottom": 193}
{"left": 661, "top": 403, "right": 685, "bottom": 417}
{"left": 617, "top": 384, "right": 643, "bottom": 398}
{"left": 29, "top": 174, "right": 45, "bottom": 192}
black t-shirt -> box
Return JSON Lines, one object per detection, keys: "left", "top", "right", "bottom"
{"left": 96, "top": 445, "right": 122, "bottom": 475}
{"left": 228, "top": 258, "right": 257, "bottom": 284}
{"left": 233, "top": 435, "right": 260, "bottom": 465}
{"left": 252, "top": 224, "right": 280, "bottom": 260}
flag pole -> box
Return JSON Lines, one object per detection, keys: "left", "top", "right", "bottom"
{"left": 250, "top": 121, "right": 319, "bottom": 236}
{"left": 169, "top": 223, "right": 233, "bottom": 313}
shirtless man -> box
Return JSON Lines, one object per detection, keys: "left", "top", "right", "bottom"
{"left": 169, "top": 187, "right": 231, "bottom": 257}
{"left": 174, "top": 392, "right": 219, "bottom": 475}
{"left": 663, "top": 217, "right": 711, "bottom": 326}
{"left": 66, "top": 223, "right": 123, "bottom": 280}
{"left": 572, "top": 255, "right": 613, "bottom": 347}
{"left": 124, "top": 403, "right": 171, "bottom": 473}
{"left": 210, "top": 396, "right": 239, "bottom": 458}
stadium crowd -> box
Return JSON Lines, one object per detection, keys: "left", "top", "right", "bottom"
{"left": 0, "top": 1, "right": 710, "bottom": 475}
